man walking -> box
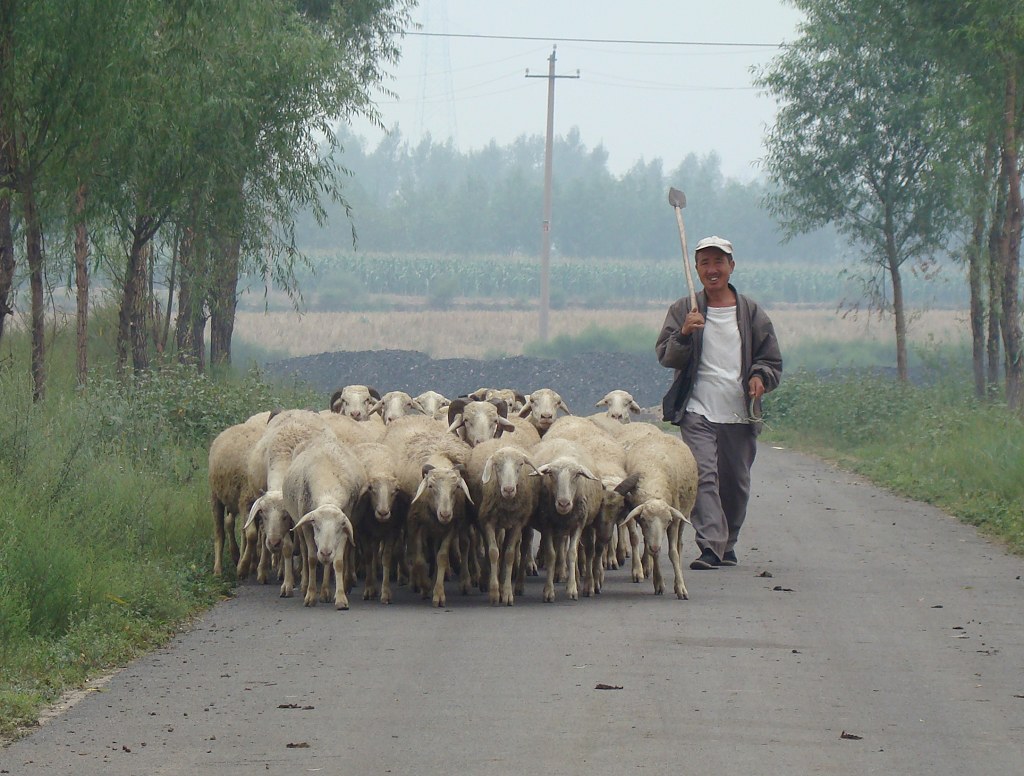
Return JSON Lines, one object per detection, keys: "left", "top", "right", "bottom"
{"left": 655, "top": 235, "right": 782, "bottom": 569}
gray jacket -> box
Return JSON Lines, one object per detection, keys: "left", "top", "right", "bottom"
{"left": 655, "top": 284, "right": 782, "bottom": 433}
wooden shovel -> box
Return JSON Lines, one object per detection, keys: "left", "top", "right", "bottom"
{"left": 668, "top": 187, "right": 698, "bottom": 311}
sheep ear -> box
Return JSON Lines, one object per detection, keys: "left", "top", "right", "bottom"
{"left": 481, "top": 457, "right": 494, "bottom": 484}
{"left": 447, "top": 415, "right": 465, "bottom": 434}
{"left": 558, "top": 399, "right": 572, "bottom": 415}
{"left": 531, "top": 464, "right": 550, "bottom": 476}
{"left": 621, "top": 504, "right": 645, "bottom": 525}
{"left": 459, "top": 476, "right": 474, "bottom": 505}
{"left": 614, "top": 472, "right": 641, "bottom": 497}
{"left": 468, "top": 388, "right": 488, "bottom": 400}
{"left": 411, "top": 477, "right": 429, "bottom": 504}
{"left": 293, "top": 511, "right": 316, "bottom": 531}
{"left": 629, "top": 400, "right": 642, "bottom": 414}
{"left": 329, "top": 389, "right": 344, "bottom": 412}
{"left": 496, "top": 417, "right": 515, "bottom": 436}
{"left": 410, "top": 398, "right": 427, "bottom": 414}
{"left": 421, "top": 463, "right": 436, "bottom": 477}
{"left": 368, "top": 399, "right": 383, "bottom": 416}
{"left": 595, "top": 397, "right": 608, "bottom": 408}
{"left": 669, "top": 507, "right": 691, "bottom": 525}
{"left": 517, "top": 402, "right": 533, "bottom": 418}
{"left": 367, "top": 386, "right": 381, "bottom": 400}
{"left": 243, "top": 497, "right": 264, "bottom": 530}
{"left": 579, "top": 466, "right": 599, "bottom": 481}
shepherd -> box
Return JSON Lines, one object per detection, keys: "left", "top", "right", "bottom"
{"left": 656, "top": 213, "right": 783, "bottom": 570}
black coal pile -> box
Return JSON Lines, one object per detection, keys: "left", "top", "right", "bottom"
{"left": 264, "top": 349, "right": 673, "bottom": 417}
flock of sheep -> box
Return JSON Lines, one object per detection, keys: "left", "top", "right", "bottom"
{"left": 208, "top": 384, "right": 698, "bottom": 608}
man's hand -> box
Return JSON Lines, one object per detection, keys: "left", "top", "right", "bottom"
{"left": 748, "top": 374, "right": 765, "bottom": 400}
{"left": 681, "top": 310, "right": 705, "bottom": 336}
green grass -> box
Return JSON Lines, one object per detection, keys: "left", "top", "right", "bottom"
{"left": 763, "top": 366, "right": 1024, "bottom": 552}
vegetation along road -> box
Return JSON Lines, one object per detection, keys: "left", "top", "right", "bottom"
{"left": 2, "top": 443, "right": 1021, "bottom": 776}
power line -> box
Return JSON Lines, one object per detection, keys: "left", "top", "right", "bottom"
{"left": 406, "top": 30, "right": 784, "bottom": 48}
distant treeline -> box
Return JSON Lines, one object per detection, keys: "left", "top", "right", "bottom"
{"left": 298, "top": 126, "right": 841, "bottom": 263}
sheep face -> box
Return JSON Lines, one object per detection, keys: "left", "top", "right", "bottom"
{"left": 414, "top": 391, "right": 450, "bottom": 417}
{"left": 519, "top": 388, "right": 571, "bottom": 432}
{"left": 449, "top": 400, "right": 515, "bottom": 447}
{"left": 330, "top": 385, "right": 380, "bottom": 421}
{"left": 365, "top": 472, "right": 401, "bottom": 522}
{"left": 371, "top": 391, "right": 425, "bottom": 425}
{"left": 411, "top": 464, "right": 473, "bottom": 525}
{"left": 595, "top": 390, "right": 641, "bottom": 423}
{"left": 624, "top": 498, "right": 688, "bottom": 557}
{"left": 294, "top": 504, "right": 354, "bottom": 565}
{"left": 482, "top": 447, "right": 537, "bottom": 499}
{"left": 535, "top": 457, "right": 599, "bottom": 516}
{"left": 245, "top": 491, "right": 293, "bottom": 552}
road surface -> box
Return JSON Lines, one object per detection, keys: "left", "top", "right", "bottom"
{"left": 2, "top": 444, "right": 1022, "bottom": 775}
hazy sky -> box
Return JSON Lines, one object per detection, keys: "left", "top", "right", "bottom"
{"left": 348, "top": 0, "right": 805, "bottom": 180}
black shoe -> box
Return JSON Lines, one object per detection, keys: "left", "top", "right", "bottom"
{"left": 720, "top": 550, "right": 738, "bottom": 566}
{"left": 690, "top": 548, "right": 720, "bottom": 570}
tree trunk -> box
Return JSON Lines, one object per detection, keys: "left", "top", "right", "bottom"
{"left": 209, "top": 234, "right": 240, "bottom": 368}
{"left": 24, "top": 179, "right": 46, "bottom": 401}
{"left": 118, "top": 218, "right": 153, "bottom": 375}
{"left": 75, "top": 183, "right": 90, "bottom": 386}
{"left": 998, "top": 64, "right": 1023, "bottom": 412}
{"left": 0, "top": 181, "right": 13, "bottom": 346}
{"left": 174, "top": 228, "right": 206, "bottom": 370}
{"left": 0, "top": 3, "right": 13, "bottom": 347}
{"left": 969, "top": 139, "right": 998, "bottom": 399}
{"left": 987, "top": 164, "right": 1006, "bottom": 395}
{"left": 883, "top": 209, "right": 908, "bottom": 382}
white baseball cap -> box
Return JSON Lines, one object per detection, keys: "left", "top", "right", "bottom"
{"left": 694, "top": 235, "right": 734, "bottom": 256}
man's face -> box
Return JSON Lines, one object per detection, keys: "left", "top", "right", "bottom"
{"left": 695, "top": 248, "right": 734, "bottom": 293}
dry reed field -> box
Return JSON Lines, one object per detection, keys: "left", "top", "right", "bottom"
{"left": 234, "top": 306, "right": 969, "bottom": 359}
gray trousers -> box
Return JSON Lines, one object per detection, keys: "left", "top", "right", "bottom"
{"left": 680, "top": 411, "right": 757, "bottom": 560}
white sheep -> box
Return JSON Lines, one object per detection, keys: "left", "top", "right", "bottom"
{"left": 319, "top": 410, "right": 384, "bottom": 445}
{"left": 593, "top": 389, "right": 641, "bottom": 423}
{"left": 284, "top": 437, "right": 367, "bottom": 610}
{"left": 530, "top": 437, "right": 603, "bottom": 602}
{"left": 350, "top": 441, "right": 408, "bottom": 604}
{"left": 518, "top": 387, "right": 571, "bottom": 435}
{"left": 465, "top": 437, "right": 540, "bottom": 606}
{"left": 614, "top": 428, "right": 698, "bottom": 600}
{"left": 384, "top": 417, "right": 474, "bottom": 607}
{"left": 208, "top": 422, "right": 264, "bottom": 576}
{"left": 467, "top": 387, "right": 527, "bottom": 414}
{"left": 446, "top": 397, "right": 516, "bottom": 447}
{"left": 369, "top": 390, "right": 427, "bottom": 425}
{"left": 414, "top": 390, "right": 451, "bottom": 419}
{"left": 329, "top": 384, "right": 382, "bottom": 421}
{"left": 542, "top": 416, "right": 637, "bottom": 594}
{"left": 244, "top": 409, "right": 333, "bottom": 596}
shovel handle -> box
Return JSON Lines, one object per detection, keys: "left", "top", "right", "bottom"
{"left": 673, "top": 206, "right": 698, "bottom": 311}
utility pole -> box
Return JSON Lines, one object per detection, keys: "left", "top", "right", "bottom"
{"left": 526, "top": 46, "right": 578, "bottom": 342}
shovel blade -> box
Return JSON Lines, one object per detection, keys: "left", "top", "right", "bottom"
{"left": 668, "top": 187, "right": 686, "bottom": 209}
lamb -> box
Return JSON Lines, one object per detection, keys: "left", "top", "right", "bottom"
{"left": 384, "top": 417, "right": 474, "bottom": 607}
{"left": 446, "top": 397, "right": 516, "bottom": 447}
{"left": 542, "top": 416, "right": 638, "bottom": 594}
{"left": 614, "top": 428, "right": 698, "bottom": 600}
{"left": 284, "top": 437, "right": 367, "bottom": 609}
{"left": 518, "top": 387, "right": 571, "bottom": 435}
{"left": 369, "top": 390, "right": 427, "bottom": 425}
{"left": 467, "top": 387, "right": 527, "bottom": 414}
{"left": 414, "top": 390, "right": 451, "bottom": 419}
{"left": 350, "top": 441, "right": 408, "bottom": 604}
{"left": 593, "top": 389, "right": 641, "bottom": 423}
{"left": 243, "top": 409, "right": 334, "bottom": 596}
{"left": 465, "top": 437, "right": 540, "bottom": 605}
{"left": 530, "top": 437, "right": 603, "bottom": 602}
{"left": 208, "top": 421, "right": 264, "bottom": 576}
{"left": 329, "top": 384, "right": 382, "bottom": 421}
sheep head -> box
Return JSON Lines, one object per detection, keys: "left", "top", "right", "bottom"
{"left": 329, "top": 384, "right": 381, "bottom": 420}
{"left": 411, "top": 463, "right": 473, "bottom": 524}
{"left": 623, "top": 498, "right": 689, "bottom": 557}
{"left": 595, "top": 390, "right": 641, "bottom": 423}
{"left": 293, "top": 504, "right": 354, "bottom": 566}
{"left": 448, "top": 398, "right": 515, "bottom": 446}
{"left": 519, "top": 388, "right": 571, "bottom": 432}
{"left": 371, "top": 391, "right": 426, "bottom": 425}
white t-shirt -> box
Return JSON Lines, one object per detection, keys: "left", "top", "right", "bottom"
{"left": 686, "top": 305, "right": 746, "bottom": 423}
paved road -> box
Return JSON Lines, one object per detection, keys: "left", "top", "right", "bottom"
{"left": 3, "top": 444, "right": 1022, "bottom": 775}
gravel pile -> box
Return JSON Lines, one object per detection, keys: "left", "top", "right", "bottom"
{"left": 265, "top": 349, "right": 673, "bottom": 418}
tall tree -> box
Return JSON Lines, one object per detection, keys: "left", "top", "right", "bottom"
{"left": 756, "top": 0, "right": 959, "bottom": 381}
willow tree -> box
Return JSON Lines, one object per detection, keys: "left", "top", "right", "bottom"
{"left": 756, "top": 0, "right": 959, "bottom": 381}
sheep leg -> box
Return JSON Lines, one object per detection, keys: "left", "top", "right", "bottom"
{"left": 256, "top": 527, "right": 272, "bottom": 584}
{"left": 457, "top": 528, "right": 473, "bottom": 596}
{"left": 650, "top": 549, "right": 665, "bottom": 595}
{"left": 212, "top": 497, "right": 227, "bottom": 576}
{"left": 300, "top": 528, "right": 319, "bottom": 607}
{"left": 579, "top": 529, "right": 595, "bottom": 598}
{"left": 279, "top": 533, "right": 296, "bottom": 597}
{"left": 380, "top": 536, "right": 394, "bottom": 605}
{"left": 432, "top": 532, "right": 452, "bottom": 608}
{"left": 542, "top": 531, "right": 557, "bottom": 603}
{"left": 226, "top": 512, "right": 240, "bottom": 568}
{"left": 333, "top": 546, "right": 350, "bottom": 610}
{"left": 363, "top": 539, "right": 380, "bottom": 601}
{"left": 408, "top": 524, "right": 430, "bottom": 598}
{"left": 501, "top": 526, "right": 523, "bottom": 606}
{"left": 668, "top": 521, "right": 689, "bottom": 600}
{"left": 320, "top": 562, "right": 333, "bottom": 603}
{"left": 483, "top": 523, "right": 501, "bottom": 605}
{"left": 629, "top": 521, "right": 645, "bottom": 582}
{"left": 615, "top": 522, "right": 629, "bottom": 567}
{"left": 566, "top": 527, "right": 584, "bottom": 601}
